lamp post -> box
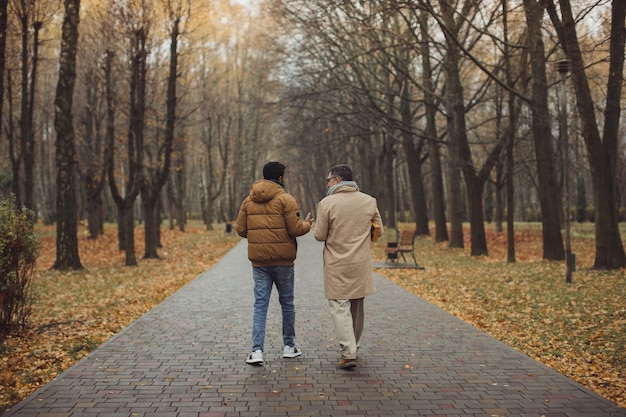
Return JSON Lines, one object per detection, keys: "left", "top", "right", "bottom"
{"left": 392, "top": 148, "right": 399, "bottom": 241}
{"left": 556, "top": 59, "right": 573, "bottom": 283}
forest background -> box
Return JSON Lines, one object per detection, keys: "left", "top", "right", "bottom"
{"left": 0, "top": 0, "right": 625, "bottom": 412}
{"left": 0, "top": 0, "right": 625, "bottom": 268}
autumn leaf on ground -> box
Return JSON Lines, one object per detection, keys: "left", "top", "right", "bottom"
{"left": 0, "top": 221, "right": 239, "bottom": 413}
{"left": 373, "top": 222, "right": 626, "bottom": 409}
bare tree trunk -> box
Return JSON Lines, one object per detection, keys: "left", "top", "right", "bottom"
{"left": 0, "top": 0, "right": 8, "bottom": 155}
{"left": 494, "top": 158, "right": 504, "bottom": 233}
{"left": 53, "top": 0, "right": 82, "bottom": 270}
{"left": 121, "top": 204, "right": 135, "bottom": 265}
{"left": 399, "top": 78, "right": 429, "bottom": 236}
{"left": 439, "top": 0, "right": 510, "bottom": 256}
{"left": 16, "top": 10, "right": 28, "bottom": 209}
{"left": 176, "top": 165, "right": 186, "bottom": 232}
{"left": 446, "top": 129, "right": 464, "bottom": 248}
{"left": 85, "top": 184, "right": 103, "bottom": 238}
{"left": 380, "top": 136, "right": 396, "bottom": 232}
{"left": 142, "top": 201, "right": 159, "bottom": 257}
{"left": 7, "top": 71, "right": 21, "bottom": 206}
{"left": 167, "top": 149, "right": 185, "bottom": 232}
{"left": 436, "top": 2, "right": 467, "bottom": 250}
{"left": 102, "top": 50, "right": 127, "bottom": 251}
{"left": 439, "top": 0, "right": 473, "bottom": 251}
{"left": 174, "top": 133, "right": 185, "bottom": 233}
{"left": 82, "top": 70, "right": 106, "bottom": 239}
{"left": 503, "top": 0, "right": 517, "bottom": 263}
{"left": 522, "top": 0, "right": 564, "bottom": 261}
{"left": 202, "top": 116, "right": 229, "bottom": 231}
{"left": 15, "top": 2, "right": 41, "bottom": 217}
{"left": 38, "top": 110, "right": 56, "bottom": 225}
{"left": 141, "top": 16, "right": 181, "bottom": 258}
{"left": 419, "top": 7, "right": 447, "bottom": 242}
{"left": 23, "top": 20, "right": 41, "bottom": 217}
{"left": 107, "top": 26, "right": 147, "bottom": 266}
{"left": 493, "top": 73, "right": 505, "bottom": 234}
{"left": 545, "top": 0, "right": 626, "bottom": 269}
{"left": 121, "top": 28, "right": 146, "bottom": 266}
{"left": 506, "top": 127, "right": 516, "bottom": 263}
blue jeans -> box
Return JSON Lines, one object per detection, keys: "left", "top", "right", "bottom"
{"left": 251, "top": 266, "right": 296, "bottom": 352}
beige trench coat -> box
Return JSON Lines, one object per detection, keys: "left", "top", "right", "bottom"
{"left": 314, "top": 184, "right": 383, "bottom": 300}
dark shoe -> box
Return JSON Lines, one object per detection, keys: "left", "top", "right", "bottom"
{"left": 337, "top": 358, "right": 357, "bottom": 369}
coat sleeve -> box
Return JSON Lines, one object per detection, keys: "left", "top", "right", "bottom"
{"left": 372, "top": 202, "right": 384, "bottom": 235}
{"left": 283, "top": 195, "right": 311, "bottom": 237}
{"left": 235, "top": 198, "right": 249, "bottom": 238}
{"left": 313, "top": 200, "right": 328, "bottom": 242}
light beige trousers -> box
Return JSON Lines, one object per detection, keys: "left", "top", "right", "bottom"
{"left": 328, "top": 298, "right": 364, "bottom": 359}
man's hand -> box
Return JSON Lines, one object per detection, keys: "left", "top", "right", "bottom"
{"left": 305, "top": 212, "right": 314, "bottom": 224}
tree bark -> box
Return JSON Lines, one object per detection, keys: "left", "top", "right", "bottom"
{"left": 53, "top": 0, "right": 82, "bottom": 270}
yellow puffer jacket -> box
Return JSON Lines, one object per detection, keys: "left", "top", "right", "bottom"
{"left": 236, "top": 180, "right": 311, "bottom": 267}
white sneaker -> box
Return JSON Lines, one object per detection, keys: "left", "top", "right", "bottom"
{"left": 283, "top": 345, "right": 302, "bottom": 358}
{"left": 246, "top": 350, "right": 264, "bottom": 365}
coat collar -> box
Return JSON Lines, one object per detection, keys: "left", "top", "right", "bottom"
{"left": 327, "top": 181, "right": 359, "bottom": 196}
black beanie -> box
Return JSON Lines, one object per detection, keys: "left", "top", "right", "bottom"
{"left": 263, "top": 162, "right": 285, "bottom": 181}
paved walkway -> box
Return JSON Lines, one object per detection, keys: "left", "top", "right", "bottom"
{"left": 4, "top": 234, "right": 625, "bottom": 417}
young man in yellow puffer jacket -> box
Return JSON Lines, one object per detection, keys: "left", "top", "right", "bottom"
{"left": 236, "top": 161, "right": 313, "bottom": 365}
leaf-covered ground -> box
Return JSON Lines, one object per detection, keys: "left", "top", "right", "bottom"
{"left": 372, "top": 223, "right": 625, "bottom": 409}
{"left": 0, "top": 221, "right": 624, "bottom": 413}
{"left": 0, "top": 222, "right": 240, "bottom": 413}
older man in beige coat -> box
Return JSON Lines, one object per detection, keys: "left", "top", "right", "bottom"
{"left": 314, "top": 164, "right": 383, "bottom": 369}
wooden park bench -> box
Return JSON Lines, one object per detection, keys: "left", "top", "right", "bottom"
{"left": 385, "top": 229, "right": 424, "bottom": 269}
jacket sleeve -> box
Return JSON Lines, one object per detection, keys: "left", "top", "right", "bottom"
{"left": 283, "top": 195, "right": 311, "bottom": 237}
{"left": 235, "top": 198, "right": 249, "bottom": 238}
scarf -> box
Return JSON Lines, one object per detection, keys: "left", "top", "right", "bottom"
{"left": 327, "top": 180, "right": 359, "bottom": 196}
{"left": 269, "top": 179, "right": 285, "bottom": 189}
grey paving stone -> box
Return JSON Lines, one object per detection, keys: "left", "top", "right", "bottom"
{"left": 3, "top": 234, "right": 625, "bottom": 417}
